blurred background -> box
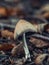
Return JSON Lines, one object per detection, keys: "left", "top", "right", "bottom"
{"left": 0, "top": 0, "right": 49, "bottom": 20}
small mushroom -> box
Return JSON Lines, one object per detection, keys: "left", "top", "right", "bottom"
{"left": 14, "top": 19, "right": 47, "bottom": 39}
{"left": 14, "top": 19, "right": 37, "bottom": 39}
{"left": 14, "top": 19, "right": 48, "bottom": 61}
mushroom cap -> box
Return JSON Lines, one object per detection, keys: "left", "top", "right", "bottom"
{"left": 14, "top": 19, "right": 38, "bottom": 39}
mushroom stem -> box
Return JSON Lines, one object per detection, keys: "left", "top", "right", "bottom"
{"left": 23, "top": 33, "right": 31, "bottom": 61}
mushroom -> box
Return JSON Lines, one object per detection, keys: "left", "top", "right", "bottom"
{"left": 14, "top": 19, "right": 48, "bottom": 61}
{"left": 14, "top": 19, "right": 37, "bottom": 39}
{"left": 14, "top": 19, "right": 36, "bottom": 61}
{"left": 14, "top": 19, "right": 47, "bottom": 39}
